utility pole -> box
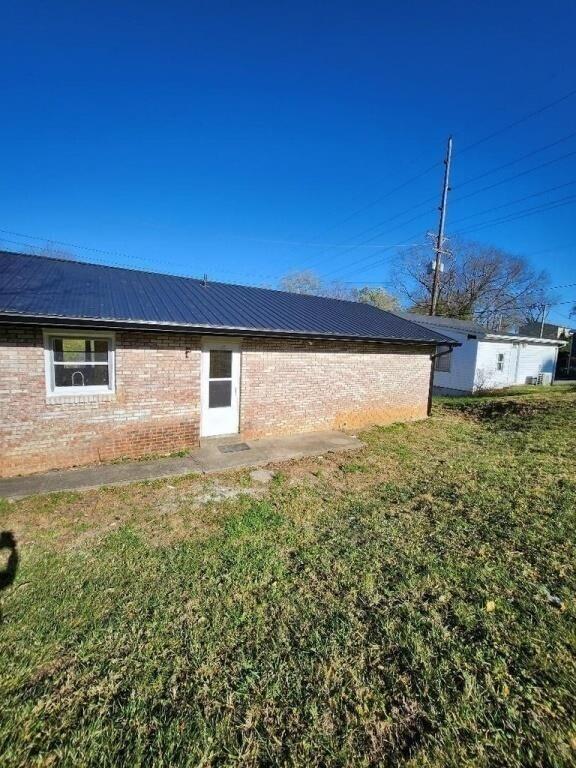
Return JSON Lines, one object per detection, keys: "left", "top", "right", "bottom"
{"left": 540, "top": 304, "right": 548, "bottom": 338}
{"left": 429, "top": 136, "right": 453, "bottom": 316}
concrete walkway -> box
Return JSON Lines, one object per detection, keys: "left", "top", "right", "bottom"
{"left": 0, "top": 431, "right": 363, "bottom": 500}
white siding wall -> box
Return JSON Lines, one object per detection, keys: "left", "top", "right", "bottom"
{"left": 514, "top": 343, "right": 558, "bottom": 384}
{"left": 411, "top": 314, "right": 561, "bottom": 395}
{"left": 475, "top": 340, "right": 559, "bottom": 389}
{"left": 475, "top": 341, "right": 517, "bottom": 390}
{"left": 432, "top": 329, "right": 478, "bottom": 393}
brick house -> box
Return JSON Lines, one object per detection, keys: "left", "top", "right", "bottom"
{"left": 0, "top": 251, "right": 453, "bottom": 477}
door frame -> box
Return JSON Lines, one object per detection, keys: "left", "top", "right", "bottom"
{"left": 200, "top": 337, "right": 242, "bottom": 437}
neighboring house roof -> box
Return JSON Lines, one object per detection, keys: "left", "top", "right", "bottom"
{"left": 0, "top": 251, "right": 454, "bottom": 345}
{"left": 518, "top": 321, "right": 574, "bottom": 340}
{"left": 399, "top": 312, "right": 566, "bottom": 346}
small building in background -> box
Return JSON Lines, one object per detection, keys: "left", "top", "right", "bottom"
{"left": 518, "top": 322, "right": 575, "bottom": 381}
{"left": 399, "top": 314, "right": 566, "bottom": 396}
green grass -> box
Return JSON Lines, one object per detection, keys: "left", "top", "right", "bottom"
{"left": 1, "top": 387, "right": 575, "bottom": 766}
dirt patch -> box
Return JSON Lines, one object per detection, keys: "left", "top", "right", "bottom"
{"left": 447, "top": 398, "right": 555, "bottom": 427}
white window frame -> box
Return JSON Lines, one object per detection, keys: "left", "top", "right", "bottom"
{"left": 496, "top": 352, "right": 505, "bottom": 372}
{"left": 434, "top": 350, "right": 452, "bottom": 373}
{"left": 43, "top": 329, "right": 115, "bottom": 397}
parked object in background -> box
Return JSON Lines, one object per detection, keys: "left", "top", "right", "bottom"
{"left": 526, "top": 372, "right": 553, "bottom": 386}
{"left": 399, "top": 313, "right": 565, "bottom": 395}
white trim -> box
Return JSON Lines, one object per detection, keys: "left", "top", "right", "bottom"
{"left": 200, "top": 339, "right": 242, "bottom": 437}
{"left": 484, "top": 334, "right": 565, "bottom": 346}
{"left": 43, "top": 328, "right": 116, "bottom": 398}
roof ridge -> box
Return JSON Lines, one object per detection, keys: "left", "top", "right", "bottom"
{"left": 0, "top": 249, "right": 453, "bottom": 345}
{"left": 0, "top": 248, "right": 399, "bottom": 313}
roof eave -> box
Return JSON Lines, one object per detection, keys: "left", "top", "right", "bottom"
{"left": 0, "top": 312, "right": 459, "bottom": 347}
{"left": 484, "top": 333, "right": 567, "bottom": 345}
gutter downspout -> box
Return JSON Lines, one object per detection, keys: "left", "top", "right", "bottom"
{"left": 427, "top": 345, "right": 456, "bottom": 416}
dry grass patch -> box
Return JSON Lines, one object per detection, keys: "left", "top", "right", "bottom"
{"left": 1, "top": 387, "right": 575, "bottom": 766}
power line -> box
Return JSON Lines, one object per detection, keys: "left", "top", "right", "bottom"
{"left": 318, "top": 138, "right": 576, "bottom": 273}
{"left": 453, "top": 149, "right": 576, "bottom": 204}
{"left": 0, "top": 227, "right": 147, "bottom": 262}
{"left": 309, "top": 86, "right": 576, "bottom": 260}
{"left": 550, "top": 281, "right": 576, "bottom": 290}
{"left": 458, "top": 86, "right": 576, "bottom": 154}
{"left": 454, "top": 193, "right": 576, "bottom": 236}
{"left": 295, "top": 99, "right": 576, "bottom": 277}
{"left": 456, "top": 130, "right": 576, "bottom": 189}
{"left": 450, "top": 179, "right": 576, "bottom": 226}
{"left": 524, "top": 242, "right": 576, "bottom": 257}
{"left": 289, "top": 186, "right": 440, "bottom": 272}
{"left": 313, "top": 161, "right": 442, "bottom": 234}
{"left": 320, "top": 230, "right": 427, "bottom": 281}
{"left": 318, "top": 219, "right": 432, "bottom": 279}
{"left": 322, "top": 195, "right": 576, "bottom": 284}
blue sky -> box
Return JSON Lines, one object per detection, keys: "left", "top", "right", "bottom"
{"left": 1, "top": 1, "right": 575, "bottom": 324}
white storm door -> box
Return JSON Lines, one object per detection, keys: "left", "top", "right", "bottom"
{"left": 201, "top": 342, "right": 241, "bottom": 437}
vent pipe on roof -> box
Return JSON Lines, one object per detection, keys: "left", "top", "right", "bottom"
{"left": 203, "top": 273, "right": 208, "bottom": 288}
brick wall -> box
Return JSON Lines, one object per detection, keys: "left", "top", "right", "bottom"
{"left": 240, "top": 338, "right": 432, "bottom": 437}
{"left": 0, "top": 327, "right": 433, "bottom": 477}
{"left": 0, "top": 326, "right": 201, "bottom": 477}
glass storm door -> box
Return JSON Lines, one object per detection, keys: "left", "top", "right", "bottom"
{"left": 201, "top": 343, "right": 241, "bottom": 437}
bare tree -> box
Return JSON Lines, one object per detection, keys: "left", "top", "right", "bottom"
{"left": 393, "top": 237, "right": 555, "bottom": 329}
{"left": 36, "top": 245, "right": 79, "bottom": 260}
{"left": 279, "top": 271, "right": 322, "bottom": 295}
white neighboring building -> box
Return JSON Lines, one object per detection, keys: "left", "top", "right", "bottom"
{"left": 400, "top": 314, "right": 565, "bottom": 395}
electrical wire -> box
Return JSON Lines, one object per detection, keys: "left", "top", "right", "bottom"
{"left": 457, "top": 86, "right": 576, "bottom": 154}
{"left": 0, "top": 227, "right": 147, "bottom": 262}
{"left": 455, "top": 131, "right": 576, "bottom": 190}
{"left": 453, "top": 149, "right": 576, "bottom": 204}
{"left": 453, "top": 193, "right": 576, "bottom": 236}
{"left": 450, "top": 180, "right": 576, "bottom": 226}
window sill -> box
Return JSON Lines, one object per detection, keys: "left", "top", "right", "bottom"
{"left": 46, "top": 391, "right": 116, "bottom": 405}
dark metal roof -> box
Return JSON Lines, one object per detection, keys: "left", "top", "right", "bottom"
{"left": 399, "top": 312, "right": 496, "bottom": 336}
{"left": 0, "top": 250, "right": 454, "bottom": 345}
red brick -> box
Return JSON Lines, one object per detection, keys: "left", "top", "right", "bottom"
{"left": 0, "top": 327, "right": 433, "bottom": 476}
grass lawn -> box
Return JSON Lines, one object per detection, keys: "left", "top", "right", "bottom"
{"left": 1, "top": 387, "right": 575, "bottom": 766}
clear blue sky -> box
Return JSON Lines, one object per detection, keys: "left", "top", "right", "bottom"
{"left": 1, "top": 1, "right": 575, "bottom": 324}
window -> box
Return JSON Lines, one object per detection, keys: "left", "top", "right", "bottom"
{"left": 434, "top": 350, "right": 452, "bottom": 373}
{"left": 44, "top": 331, "right": 115, "bottom": 395}
{"left": 208, "top": 349, "right": 233, "bottom": 408}
{"left": 496, "top": 352, "right": 505, "bottom": 372}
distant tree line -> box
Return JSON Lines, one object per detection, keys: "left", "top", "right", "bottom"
{"left": 279, "top": 271, "right": 400, "bottom": 311}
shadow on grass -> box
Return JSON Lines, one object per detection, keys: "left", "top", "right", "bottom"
{"left": 0, "top": 531, "right": 18, "bottom": 591}
{"left": 0, "top": 530, "right": 18, "bottom": 623}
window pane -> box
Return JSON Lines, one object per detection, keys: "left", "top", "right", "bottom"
{"left": 435, "top": 351, "right": 451, "bottom": 372}
{"left": 54, "top": 364, "right": 110, "bottom": 387}
{"left": 53, "top": 337, "right": 108, "bottom": 363}
{"left": 209, "top": 380, "right": 232, "bottom": 408}
{"left": 209, "top": 349, "right": 232, "bottom": 379}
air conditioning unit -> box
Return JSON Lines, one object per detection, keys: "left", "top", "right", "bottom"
{"left": 537, "top": 372, "right": 552, "bottom": 386}
{"left": 526, "top": 376, "right": 538, "bottom": 385}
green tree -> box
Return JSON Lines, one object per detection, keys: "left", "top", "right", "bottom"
{"left": 279, "top": 270, "right": 401, "bottom": 311}
{"left": 356, "top": 286, "right": 400, "bottom": 311}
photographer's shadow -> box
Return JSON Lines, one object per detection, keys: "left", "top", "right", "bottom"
{"left": 0, "top": 531, "right": 19, "bottom": 604}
